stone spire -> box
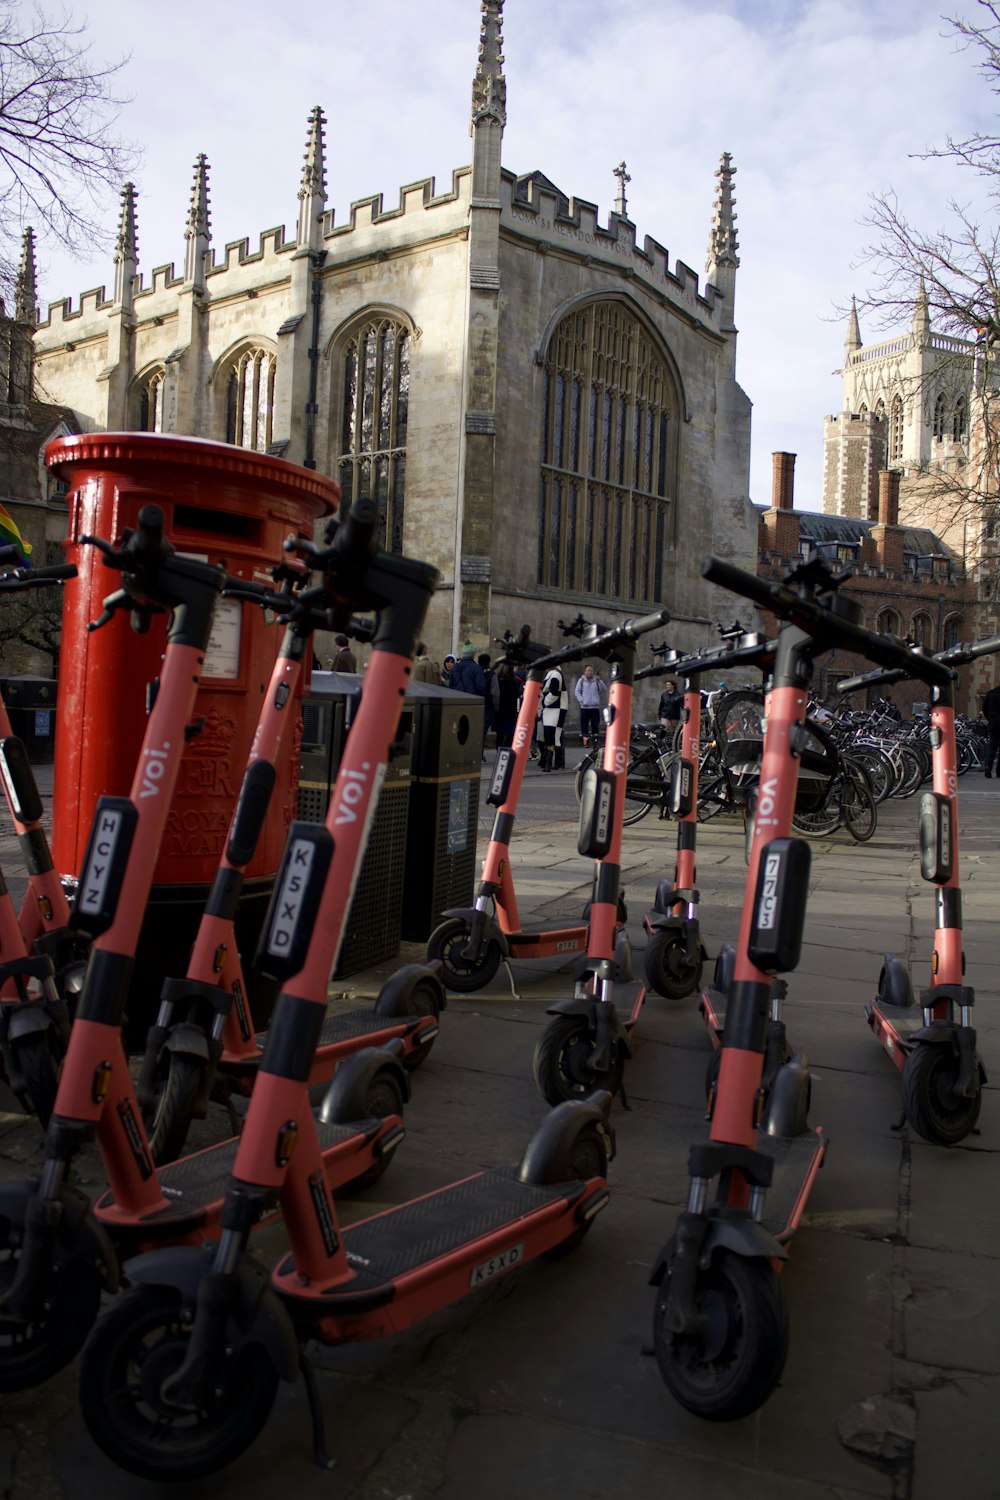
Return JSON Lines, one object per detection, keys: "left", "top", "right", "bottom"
{"left": 612, "top": 161, "right": 631, "bottom": 218}
{"left": 471, "top": 0, "right": 506, "bottom": 131}
{"left": 113, "top": 181, "right": 138, "bottom": 309}
{"left": 297, "top": 106, "right": 327, "bottom": 252}
{"left": 845, "top": 294, "right": 862, "bottom": 354}
{"left": 184, "top": 153, "right": 211, "bottom": 287}
{"left": 14, "top": 227, "right": 36, "bottom": 323}
{"left": 706, "top": 152, "right": 739, "bottom": 277}
{"left": 912, "top": 277, "right": 931, "bottom": 344}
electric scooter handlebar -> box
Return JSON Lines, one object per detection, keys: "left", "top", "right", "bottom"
{"left": 526, "top": 607, "right": 671, "bottom": 678}
{"left": 636, "top": 632, "right": 773, "bottom": 682}
{"left": 82, "top": 503, "right": 225, "bottom": 642}
{"left": 701, "top": 554, "right": 955, "bottom": 689}
{"left": 836, "top": 631, "right": 1000, "bottom": 696}
{"left": 0, "top": 562, "right": 77, "bottom": 590}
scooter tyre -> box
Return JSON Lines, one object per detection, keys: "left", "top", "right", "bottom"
{"left": 10, "top": 1030, "right": 60, "bottom": 1129}
{"left": 339, "top": 1067, "right": 406, "bottom": 1193}
{"left": 644, "top": 929, "right": 703, "bottom": 1000}
{"left": 0, "top": 1237, "right": 102, "bottom": 1392}
{"left": 426, "top": 917, "right": 502, "bottom": 994}
{"left": 79, "top": 1283, "right": 279, "bottom": 1482}
{"left": 653, "top": 1248, "right": 789, "bottom": 1421}
{"left": 532, "top": 1015, "right": 624, "bottom": 1105}
{"left": 522, "top": 1117, "right": 610, "bottom": 1258}
{"left": 145, "top": 1052, "right": 205, "bottom": 1166}
{"left": 901, "top": 1043, "right": 982, "bottom": 1146}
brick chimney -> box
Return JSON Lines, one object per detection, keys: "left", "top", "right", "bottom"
{"left": 870, "top": 469, "right": 904, "bottom": 572}
{"left": 761, "top": 451, "right": 801, "bottom": 558}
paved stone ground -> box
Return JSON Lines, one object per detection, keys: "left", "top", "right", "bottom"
{"left": 0, "top": 765, "right": 997, "bottom": 1500}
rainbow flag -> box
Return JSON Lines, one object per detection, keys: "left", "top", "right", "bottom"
{"left": 0, "top": 505, "right": 32, "bottom": 564}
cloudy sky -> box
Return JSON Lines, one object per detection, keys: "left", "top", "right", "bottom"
{"left": 29, "top": 0, "right": 1000, "bottom": 511}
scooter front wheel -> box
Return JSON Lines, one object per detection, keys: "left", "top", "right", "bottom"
{"left": 79, "top": 1284, "right": 279, "bottom": 1482}
{"left": 653, "top": 1248, "right": 789, "bottom": 1421}
{"left": 532, "top": 1016, "right": 624, "bottom": 1105}
{"left": 10, "top": 1030, "right": 60, "bottom": 1128}
{"left": 426, "top": 917, "right": 502, "bottom": 993}
{"left": 145, "top": 1052, "right": 205, "bottom": 1165}
{"left": 0, "top": 1231, "right": 103, "bottom": 1391}
{"left": 644, "top": 930, "right": 703, "bottom": 1000}
{"left": 901, "top": 1043, "right": 982, "bottom": 1145}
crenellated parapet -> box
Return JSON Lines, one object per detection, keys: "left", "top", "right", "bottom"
{"left": 503, "top": 169, "right": 726, "bottom": 329}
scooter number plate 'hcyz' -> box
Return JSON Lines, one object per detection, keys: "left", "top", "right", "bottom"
{"left": 257, "top": 822, "right": 335, "bottom": 980}
{"left": 747, "top": 837, "right": 811, "bottom": 974}
{"left": 470, "top": 1242, "right": 523, "bottom": 1287}
{"left": 73, "top": 797, "right": 139, "bottom": 936}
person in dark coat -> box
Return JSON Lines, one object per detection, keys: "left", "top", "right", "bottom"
{"left": 657, "top": 679, "right": 684, "bottom": 731}
{"left": 448, "top": 642, "right": 486, "bottom": 696}
{"left": 330, "top": 634, "right": 357, "bottom": 672}
{"left": 493, "top": 663, "right": 520, "bottom": 748}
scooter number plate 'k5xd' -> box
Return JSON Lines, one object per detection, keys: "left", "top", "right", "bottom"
{"left": 257, "top": 822, "right": 334, "bottom": 979}
{"left": 470, "top": 1242, "right": 523, "bottom": 1287}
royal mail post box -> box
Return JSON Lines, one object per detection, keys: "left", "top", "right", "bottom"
{"left": 46, "top": 433, "right": 338, "bottom": 1034}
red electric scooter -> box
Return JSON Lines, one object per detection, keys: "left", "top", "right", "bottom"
{"left": 636, "top": 624, "right": 771, "bottom": 1001}
{"left": 426, "top": 618, "right": 627, "bottom": 992}
{"left": 76, "top": 496, "right": 614, "bottom": 1483}
{"left": 0, "top": 554, "right": 81, "bottom": 1122}
{"left": 650, "top": 554, "right": 952, "bottom": 1421}
{"left": 836, "top": 631, "right": 1000, "bottom": 1144}
{"left": 137, "top": 561, "right": 442, "bottom": 1163}
{"left": 0, "top": 508, "right": 409, "bottom": 1393}
{"left": 531, "top": 609, "right": 671, "bottom": 1104}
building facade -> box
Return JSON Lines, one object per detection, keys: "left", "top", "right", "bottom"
{"left": 21, "top": 0, "right": 757, "bottom": 669}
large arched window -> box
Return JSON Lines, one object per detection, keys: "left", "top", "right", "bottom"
{"left": 134, "top": 368, "right": 165, "bottom": 433}
{"left": 932, "top": 392, "right": 946, "bottom": 440}
{"left": 876, "top": 608, "right": 901, "bottom": 636}
{"left": 910, "top": 611, "right": 934, "bottom": 648}
{"left": 942, "top": 614, "right": 961, "bottom": 650}
{"left": 889, "top": 394, "right": 904, "bottom": 463}
{"left": 223, "top": 347, "right": 275, "bottom": 452}
{"left": 537, "top": 300, "right": 675, "bottom": 601}
{"left": 338, "top": 316, "right": 410, "bottom": 553}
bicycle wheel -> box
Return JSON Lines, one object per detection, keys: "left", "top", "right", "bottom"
{"left": 842, "top": 773, "right": 877, "bottom": 842}
{"left": 791, "top": 786, "right": 840, "bottom": 836}
{"left": 844, "top": 745, "right": 893, "bottom": 804}
{"left": 622, "top": 747, "right": 663, "bottom": 826}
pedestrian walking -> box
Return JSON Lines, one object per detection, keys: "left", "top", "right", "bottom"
{"left": 448, "top": 642, "right": 486, "bottom": 696}
{"left": 539, "top": 663, "right": 569, "bottom": 771}
{"left": 657, "top": 678, "right": 684, "bottom": 733}
{"left": 441, "top": 654, "right": 456, "bottom": 685}
{"left": 493, "top": 663, "right": 519, "bottom": 748}
{"left": 330, "top": 635, "right": 357, "bottom": 673}
{"left": 411, "top": 643, "right": 440, "bottom": 684}
{"left": 479, "top": 653, "right": 499, "bottom": 756}
{"left": 574, "top": 664, "right": 607, "bottom": 747}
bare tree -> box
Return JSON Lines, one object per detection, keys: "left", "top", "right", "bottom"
{"left": 0, "top": 540, "right": 66, "bottom": 673}
{"left": 0, "top": 1, "right": 138, "bottom": 297}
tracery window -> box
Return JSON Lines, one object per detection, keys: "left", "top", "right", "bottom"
{"left": 136, "top": 370, "right": 165, "bottom": 433}
{"left": 889, "top": 395, "right": 904, "bottom": 463}
{"left": 932, "top": 392, "right": 946, "bottom": 440}
{"left": 910, "top": 611, "right": 933, "bottom": 648}
{"left": 876, "top": 608, "right": 901, "bottom": 636}
{"left": 224, "top": 348, "right": 275, "bottom": 452}
{"left": 537, "top": 300, "right": 675, "bottom": 601}
{"left": 952, "top": 396, "right": 967, "bottom": 442}
{"left": 338, "top": 316, "right": 410, "bottom": 553}
{"left": 942, "top": 615, "right": 961, "bottom": 650}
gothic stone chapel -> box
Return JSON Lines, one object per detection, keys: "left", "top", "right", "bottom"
{"left": 29, "top": 0, "right": 758, "bottom": 654}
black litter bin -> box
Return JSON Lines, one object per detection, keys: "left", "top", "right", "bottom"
{"left": 297, "top": 671, "right": 412, "bottom": 977}
{"left": 1, "top": 676, "right": 57, "bottom": 762}
{"left": 401, "top": 683, "right": 482, "bottom": 942}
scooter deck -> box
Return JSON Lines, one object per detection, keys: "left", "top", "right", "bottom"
{"left": 757, "top": 1128, "right": 828, "bottom": 1244}
{"left": 256, "top": 1007, "right": 414, "bottom": 1050}
{"left": 869, "top": 998, "right": 925, "bottom": 1039}
{"left": 95, "top": 1114, "right": 383, "bottom": 1233}
{"left": 280, "top": 1166, "right": 588, "bottom": 1302}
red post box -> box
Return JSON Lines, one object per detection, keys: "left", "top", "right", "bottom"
{"left": 46, "top": 433, "right": 337, "bottom": 1037}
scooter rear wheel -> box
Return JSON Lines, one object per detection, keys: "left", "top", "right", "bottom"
{"left": 426, "top": 917, "right": 502, "bottom": 993}
{"left": 532, "top": 1016, "right": 624, "bottom": 1105}
{"left": 0, "top": 1232, "right": 103, "bottom": 1392}
{"left": 79, "top": 1284, "right": 279, "bottom": 1482}
{"left": 653, "top": 1248, "right": 789, "bottom": 1421}
{"left": 644, "top": 930, "right": 703, "bottom": 1000}
{"left": 901, "top": 1043, "right": 982, "bottom": 1145}
{"left": 339, "top": 1067, "right": 405, "bottom": 1192}
{"left": 523, "top": 1118, "right": 611, "bottom": 1258}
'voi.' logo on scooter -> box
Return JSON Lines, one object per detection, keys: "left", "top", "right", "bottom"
{"left": 138, "top": 744, "right": 171, "bottom": 799}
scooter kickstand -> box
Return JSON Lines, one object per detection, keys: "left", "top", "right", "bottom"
{"left": 300, "top": 1352, "right": 336, "bottom": 1471}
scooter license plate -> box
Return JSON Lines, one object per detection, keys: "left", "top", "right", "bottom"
{"left": 469, "top": 1242, "right": 524, "bottom": 1287}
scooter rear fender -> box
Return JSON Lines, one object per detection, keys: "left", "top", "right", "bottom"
{"left": 517, "top": 1090, "right": 616, "bottom": 1181}
{"left": 5, "top": 1004, "right": 55, "bottom": 1041}
{"left": 649, "top": 1211, "right": 786, "bottom": 1286}
{"left": 0, "top": 1180, "right": 119, "bottom": 1294}
{"left": 373, "top": 961, "right": 448, "bottom": 1016}
{"left": 439, "top": 908, "right": 510, "bottom": 959}
{"left": 123, "top": 1244, "right": 300, "bottom": 1382}
{"left": 877, "top": 952, "right": 914, "bottom": 1009}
